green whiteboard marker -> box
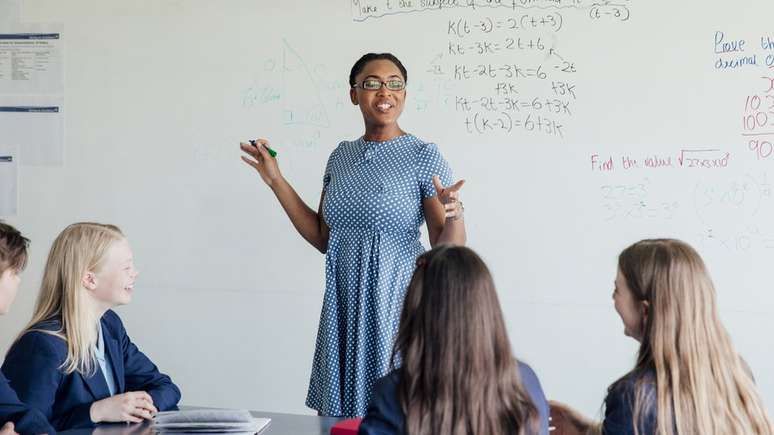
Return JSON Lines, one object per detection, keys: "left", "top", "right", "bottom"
{"left": 249, "top": 140, "right": 277, "bottom": 158}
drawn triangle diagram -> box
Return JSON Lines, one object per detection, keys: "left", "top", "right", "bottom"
{"left": 281, "top": 39, "right": 330, "bottom": 128}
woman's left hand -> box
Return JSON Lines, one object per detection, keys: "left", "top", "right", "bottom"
{"left": 432, "top": 175, "right": 465, "bottom": 220}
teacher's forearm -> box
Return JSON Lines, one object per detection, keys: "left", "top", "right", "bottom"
{"left": 270, "top": 176, "right": 328, "bottom": 253}
{"left": 433, "top": 217, "right": 466, "bottom": 246}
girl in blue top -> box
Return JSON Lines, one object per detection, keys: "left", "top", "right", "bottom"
{"left": 240, "top": 53, "right": 467, "bottom": 416}
{"left": 3, "top": 223, "right": 181, "bottom": 431}
{"left": 550, "top": 239, "right": 774, "bottom": 435}
{"left": 359, "top": 245, "right": 549, "bottom": 435}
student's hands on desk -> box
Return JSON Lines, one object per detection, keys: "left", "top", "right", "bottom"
{"left": 0, "top": 421, "right": 18, "bottom": 435}
{"left": 90, "top": 391, "right": 157, "bottom": 424}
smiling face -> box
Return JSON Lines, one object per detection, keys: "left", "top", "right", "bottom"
{"left": 87, "top": 238, "right": 138, "bottom": 311}
{"left": 350, "top": 59, "right": 406, "bottom": 135}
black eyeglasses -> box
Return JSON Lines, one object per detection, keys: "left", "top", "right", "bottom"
{"left": 352, "top": 78, "right": 406, "bottom": 91}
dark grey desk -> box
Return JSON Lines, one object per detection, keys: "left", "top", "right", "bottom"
{"left": 59, "top": 410, "right": 344, "bottom": 435}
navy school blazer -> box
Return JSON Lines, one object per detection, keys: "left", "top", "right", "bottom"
{"left": 359, "top": 361, "right": 550, "bottom": 435}
{"left": 1, "top": 310, "right": 181, "bottom": 431}
{"left": 602, "top": 371, "right": 657, "bottom": 435}
{"left": 0, "top": 373, "right": 56, "bottom": 434}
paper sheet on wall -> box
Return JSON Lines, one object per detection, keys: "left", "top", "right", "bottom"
{"left": 0, "top": 144, "right": 18, "bottom": 216}
{"left": 0, "top": 95, "right": 63, "bottom": 165}
{"left": 0, "top": 23, "right": 64, "bottom": 94}
{"left": 0, "top": 0, "right": 21, "bottom": 26}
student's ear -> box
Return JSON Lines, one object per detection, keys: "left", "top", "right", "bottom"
{"left": 82, "top": 271, "right": 98, "bottom": 291}
{"left": 641, "top": 300, "right": 650, "bottom": 324}
{"left": 350, "top": 88, "right": 358, "bottom": 105}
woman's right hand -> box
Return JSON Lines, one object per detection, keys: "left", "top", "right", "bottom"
{"left": 240, "top": 139, "right": 282, "bottom": 187}
{"left": 549, "top": 400, "right": 596, "bottom": 435}
{"left": 90, "top": 391, "right": 158, "bottom": 423}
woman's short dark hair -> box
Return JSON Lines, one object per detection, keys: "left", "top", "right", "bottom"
{"left": 349, "top": 53, "right": 408, "bottom": 87}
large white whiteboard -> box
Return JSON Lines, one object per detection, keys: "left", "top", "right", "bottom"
{"left": 1, "top": 0, "right": 773, "bottom": 417}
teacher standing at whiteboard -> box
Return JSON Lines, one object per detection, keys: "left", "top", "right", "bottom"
{"left": 240, "top": 53, "right": 466, "bottom": 417}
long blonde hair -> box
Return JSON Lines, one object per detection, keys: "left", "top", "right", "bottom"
{"left": 617, "top": 239, "right": 774, "bottom": 435}
{"left": 20, "top": 222, "right": 124, "bottom": 375}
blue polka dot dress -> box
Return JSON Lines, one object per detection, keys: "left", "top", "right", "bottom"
{"left": 305, "top": 134, "right": 453, "bottom": 417}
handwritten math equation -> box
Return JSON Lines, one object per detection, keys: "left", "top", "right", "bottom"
{"left": 351, "top": 0, "right": 631, "bottom": 23}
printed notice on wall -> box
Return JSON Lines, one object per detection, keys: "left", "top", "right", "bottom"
{"left": 0, "top": 144, "right": 18, "bottom": 216}
{"left": 0, "top": 95, "right": 64, "bottom": 166}
{"left": 0, "top": 23, "right": 64, "bottom": 94}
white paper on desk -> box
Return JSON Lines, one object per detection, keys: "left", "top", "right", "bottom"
{"left": 0, "top": 95, "right": 64, "bottom": 166}
{"left": 155, "top": 409, "right": 256, "bottom": 424}
{"left": 154, "top": 423, "right": 270, "bottom": 433}
{"left": 0, "top": 144, "right": 18, "bottom": 216}
{"left": 0, "top": 0, "right": 21, "bottom": 26}
{"left": 154, "top": 410, "right": 270, "bottom": 434}
{"left": 0, "top": 23, "right": 64, "bottom": 94}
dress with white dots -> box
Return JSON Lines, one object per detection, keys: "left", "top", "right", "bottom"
{"left": 304, "top": 134, "right": 453, "bottom": 417}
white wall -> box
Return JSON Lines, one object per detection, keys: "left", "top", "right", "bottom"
{"left": 2, "top": 0, "right": 773, "bottom": 416}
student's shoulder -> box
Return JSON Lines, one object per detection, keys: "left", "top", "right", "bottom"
{"left": 516, "top": 360, "right": 544, "bottom": 391}
{"left": 516, "top": 360, "right": 549, "bottom": 414}
{"left": 517, "top": 361, "right": 538, "bottom": 378}
{"left": 101, "top": 309, "right": 127, "bottom": 333}
{"left": 605, "top": 369, "right": 657, "bottom": 421}
{"left": 364, "top": 369, "right": 403, "bottom": 426}
{"left": 372, "top": 369, "right": 401, "bottom": 396}
{"left": 608, "top": 369, "right": 656, "bottom": 399}
{"left": 11, "top": 324, "right": 66, "bottom": 358}
{"left": 360, "top": 370, "right": 404, "bottom": 435}
{"left": 604, "top": 370, "right": 657, "bottom": 434}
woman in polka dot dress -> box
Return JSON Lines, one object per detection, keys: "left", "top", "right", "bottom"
{"left": 240, "top": 53, "right": 467, "bottom": 417}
